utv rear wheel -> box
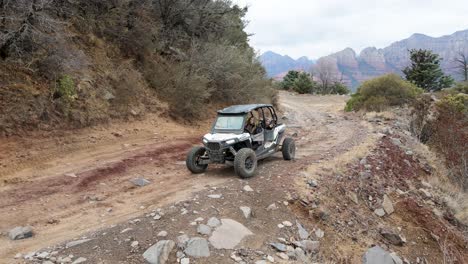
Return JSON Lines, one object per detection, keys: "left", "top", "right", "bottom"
{"left": 282, "top": 138, "right": 296, "bottom": 160}
{"left": 186, "top": 146, "right": 208, "bottom": 174}
{"left": 234, "top": 148, "right": 258, "bottom": 178}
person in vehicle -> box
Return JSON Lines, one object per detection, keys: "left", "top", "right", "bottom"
{"left": 244, "top": 113, "right": 257, "bottom": 134}
{"left": 245, "top": 111, "right": 263, "bottom": 135}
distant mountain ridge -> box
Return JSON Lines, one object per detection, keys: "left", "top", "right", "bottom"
{"left": 259, "top": 51, "right": 315, "bottom": 78}
{"left": 260, "top": 29, "right": 468, "bottom": 90}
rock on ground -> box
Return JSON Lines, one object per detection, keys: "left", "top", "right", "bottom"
{"left": 296, "top": 221, "right": 309, "bottom": 240}
{"left": 143, "top": 240, "right": 175, "bottom": 264}
{"left": 374, "top": 208, "right": 386, "bottom": 217}
{"left": 380, "top": 229, "right": 406, "bottom": 246}
{"left": 177, "top": 234, "right": 190, "bottom": 248}
{"left": 130, "top": 178, "right": 151, "bottom": 187}
{"left": 197, "top": 224, "right": 212, "bottom": 236}
{"left": 270, "top": 242, "right": 287, "bottom": 252}
{"left": 66, "top": 239, "right": 93, "bottom": 248}
{"left": 266, "top": 203, "right": 278, "bottom": 211}
{"left": 362, "top": 246, "right": 396, "bottom": 264}
{"left": 184, "top": 238, "right": 210, "bottom": 258}
{"left": 207, "top": 217, "right": 221, "bottom": 228}
{"left": 296, "top": 240, "right": 320, "bottom": 254}
{"left": 239, "top": 206, "right": 252, "bottom": 219}
{"left": 71, "top": 257, "right": 87, "bottom": 264}
{"left": 382, "top": 195, "right": 394, "bottom": 215}
{"left": 243, "top": 185, "right": 254, "bottom": 192}
{"left": 209, "top": 219, "right": 253, "bottom": 249}
{"left": 8, "top": 226, "right": 33, "bottom": 240}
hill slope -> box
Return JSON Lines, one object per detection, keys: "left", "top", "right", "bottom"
{"left": 0, "top": 1, "right": 275, "bottom": 136}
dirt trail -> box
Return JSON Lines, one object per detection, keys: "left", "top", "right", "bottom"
{"left": 0, "top": 92, "right": 369, "bottom": 262}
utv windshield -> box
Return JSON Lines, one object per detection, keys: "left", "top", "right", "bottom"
{"left": 214, "top": 115, "right": 245, "bottom": 131}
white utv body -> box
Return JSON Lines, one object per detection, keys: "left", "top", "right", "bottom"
{"left": 186, "top": 104, "right": 296, "bottom": 178}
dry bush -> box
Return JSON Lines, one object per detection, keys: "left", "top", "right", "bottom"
{"left": 430, "top": 94, "right": 468, "bottom": 190}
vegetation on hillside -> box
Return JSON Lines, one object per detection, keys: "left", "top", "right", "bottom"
{"left": 0, "top": 0, "right": 276, "bottom": 135}
{"left": 411, "top": 93, "right": 467, "bottom": 190}
{"left": 345, "top": 74, "right": 422, "bottom": 112}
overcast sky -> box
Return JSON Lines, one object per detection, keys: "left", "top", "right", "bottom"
{"left": 233, "top": 0, "right": 468, "bottom": 59}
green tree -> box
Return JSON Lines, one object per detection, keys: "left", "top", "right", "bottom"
{"left": 293, "top": 72, "right": 315, "bottom": 94}
{"left": 281, "top": 70, "right": 300, "bottom": 89}
{"left": 403, "top": 49, "right": 454, "bottom": 91}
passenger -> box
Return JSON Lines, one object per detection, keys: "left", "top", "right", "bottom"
{"left": 245, "top": 114, "right": 257, "bottom": 134}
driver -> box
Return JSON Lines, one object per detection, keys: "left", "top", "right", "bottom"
{"left": 245, "top": 111, "right": 262, "bottom": 134}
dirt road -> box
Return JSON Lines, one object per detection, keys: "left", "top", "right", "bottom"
{"left": 0, "top": 92, "right": 370, "bottom": 262}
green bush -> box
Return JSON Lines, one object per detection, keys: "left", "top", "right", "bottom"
{"left": 345, "top": 74, "right": 423, "bottom": 112}
{"left": 292, "top": 72, "right": 315, "bottom": 94}
{"left": 56, "top": 75, "right": 76, "bottom": 100}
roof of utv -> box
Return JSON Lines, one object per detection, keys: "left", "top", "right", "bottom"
{"left": 218, "top": 104, "right": 273, "bottom": 114}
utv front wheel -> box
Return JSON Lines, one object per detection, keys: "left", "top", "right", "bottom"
{"left": 234, "top": 148, "right": 258, "bottom": 178}
{"left": 186, "top": 146, "right": 208, "bottom": 174}
{"left": 282, "top": 138, "right": 296, "bottom": 160}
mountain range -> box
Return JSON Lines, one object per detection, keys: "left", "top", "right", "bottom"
{"left": 260, "top": 29, "right": 468, "bottom": 90}
{"left": 259, "top": 52, "right": 315, "bottom": 78}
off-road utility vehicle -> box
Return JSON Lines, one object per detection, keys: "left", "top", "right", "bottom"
{"left": 186, "top": 104, "right": 295, "bottom": 178}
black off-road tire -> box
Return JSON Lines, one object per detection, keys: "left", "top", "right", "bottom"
{"left": 282, "top": 137, "right": 296, "bottom": 160}
{"left": 186, "top": 146, "right": 208, "bottom": 174}
{"left": 234, "top": 148, "right": 258, "bottom": 179}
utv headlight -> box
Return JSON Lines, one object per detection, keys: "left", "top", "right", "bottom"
{"left": 203, "top": 138, "right": 208, "bottom": 144}
{"left": 226, "top": 139, "right": 236, "bottom": 145}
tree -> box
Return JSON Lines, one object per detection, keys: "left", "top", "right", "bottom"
{"left": 453, "top": 51, "right": 468, "bottom": 81}
{"left": 313, "top": 58, "right": 340, "bottom": 94}
{"left": 403, "top": 49, "right": 454, "bottom": 91}
{"left": 281, "top": 70, "right": 299, "bottom": 89}
{"left": 292, "top": 72, "right": 315, "bottom": 94}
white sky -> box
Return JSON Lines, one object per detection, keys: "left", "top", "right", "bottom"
{"left": 233, "top": 0, "right": 468, "bottom": 59}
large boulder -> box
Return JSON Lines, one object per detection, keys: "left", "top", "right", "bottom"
{"left": 143, "top": 240, "right": 175, "bottom": 264}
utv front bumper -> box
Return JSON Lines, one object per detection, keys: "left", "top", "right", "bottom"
{"left": 202, "top": 142, "right": 237, "bottom": 164}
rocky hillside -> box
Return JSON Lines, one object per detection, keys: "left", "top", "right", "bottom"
{"left": 259, "top": 51, "right": 315, "bottom": 78}
{"left": 262, "top": 29, "right": 468, "bottom": 90}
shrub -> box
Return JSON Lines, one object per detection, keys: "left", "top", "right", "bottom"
{"left": 345, "top": 74, "right": 423, "bottom": 112}
{"left": 452, "top": 82, "right": 468, "bottom": 94}
{"left": 292, "top": 72, "right": 315, "bottom": 94}
{"left": 56, "top": 75, "right": 76, "bottom": 100}
{"left": 330, "top": 82, "right": 350, "bottom": 95}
